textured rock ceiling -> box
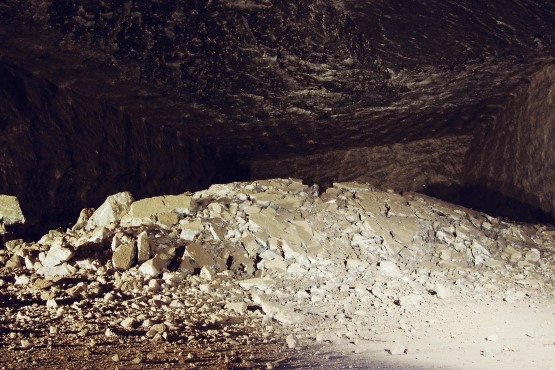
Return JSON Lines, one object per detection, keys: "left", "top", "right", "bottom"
{"left": 1, "top": 0, "right": 555, "bottom": 235}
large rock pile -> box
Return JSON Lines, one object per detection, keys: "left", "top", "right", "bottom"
{"left": 1, "top": 179, "right": 554, "bottom": 368}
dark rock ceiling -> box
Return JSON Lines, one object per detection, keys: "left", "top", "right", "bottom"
{"left": 1, "top": 0, "right": 555, "bottom": 236}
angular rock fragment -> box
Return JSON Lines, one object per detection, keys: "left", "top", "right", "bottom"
{"left": 86, "top": 192, "right": 134, "bottom": 230}
{"left": 379, "top": 261, "right": 403, "bottom": 278}
{"left": 434, "top": 284, "right": 451, "bottom": 299}
{"left": 0, "top": 195, "right": 25, "bottom": 225}
{"left": 72, "top": 208, "right": 94, "bottom": 231}
{"left": 286, "top": 334, "right": 299, "bottom": 349}
{"left": 112, "top": 242, "right": 136, "bottom": 270}
{"left": 470, "top": 240, "right": 491, "bottom": 265}
{"left": 136, "top": 231, "right": 150, "bottom": 263}
{"left": 36, "top": 263, "right": 75, "bottom": 277}
{"left": 120, "top": 317, "right": 136, "bottom": 330}
{"left": 225, "top": 302, "right": 248, "bottom": 314}
{"left": 138, "top": 255, "right": 169, "bottom": 276}
{"left": 42, "top": 247, "right": 74, "bottom": 268}
{"left": 238, "top": 277, "right": 276, "bottom": 290}
{"left": 200, "top": 266, "right": 216, "bottom": 281}
{"left": 180, "top": 219, "right": 204, "bottom": 241}
{"left": 128, "top": 194, "right": 195, "bottom": 220}
{"left": 185, "top": 242, "right": 217, "bottom": 269}
{"left": 388, "top": 343, "right": 407, "bottom": 355}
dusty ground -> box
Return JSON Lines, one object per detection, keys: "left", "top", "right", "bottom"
{"left": 1, "top": 179, "right": 554, "bottom": 369}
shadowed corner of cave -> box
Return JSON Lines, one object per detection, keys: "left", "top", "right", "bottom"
{"left": 422, "top": 183, "right": 555, "bottom": 226}
{"left": 11, "top": 148, "right": 252, "bottom": 243}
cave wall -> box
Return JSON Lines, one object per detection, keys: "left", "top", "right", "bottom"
{"left": 0, "top": 62, "right": 246, "bottom": 237}
{"left": 248, "top": 134, "right": 472, "bottom": 191}
{"left": 1, "top": 1, "right": 555, "bottom": 233}
{"left": 462, "top": 63, "right": 555, "bottom": 222}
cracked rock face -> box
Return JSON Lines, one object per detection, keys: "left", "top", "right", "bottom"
{"left": 1, "top": 1, "right": 555, "bottom": 232}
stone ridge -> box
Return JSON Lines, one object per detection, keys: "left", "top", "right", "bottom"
{"left": 0, "top": 179, "right": 553, "bottom": 367}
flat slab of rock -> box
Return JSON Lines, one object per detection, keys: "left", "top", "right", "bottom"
{"left": 42, "top": 247, "right": 74, "bottom": 268}
{"left": 238, "top": 277, "right": 276, "bottom": 290}
{"left": 128, "top": 194, "right": 195, "bottom": 219}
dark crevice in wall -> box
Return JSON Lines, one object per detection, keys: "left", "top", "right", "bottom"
{"left": 422, "top": 184, "right": 554, "bottom": 226}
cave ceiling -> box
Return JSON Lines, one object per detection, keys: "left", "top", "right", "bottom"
{"left": 1, "top": 0, "right": 555, "bottom": 233}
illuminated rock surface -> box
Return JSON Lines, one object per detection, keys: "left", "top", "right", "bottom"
{"left": 1, "top": 179, "right": 554, "bottom": 368}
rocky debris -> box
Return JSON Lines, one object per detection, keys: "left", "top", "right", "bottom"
{"left": 1, "top": 178, "right": 554, "bottom": 368}
{"left": 86, "top": 192, "right": 134, "bottom": 230}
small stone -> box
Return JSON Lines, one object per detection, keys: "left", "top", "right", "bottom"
{"left": 136, "top": 231, "right": 151, "bottom": 263}
{"left": 72, "top": 208, "right": 94, "bottom": 230}
{"left": 200, "top": 266, "right": 216, "bottom": 281}
{"left": 36, "top": 263, "right": 75, "bottom": 277}
{"left": 388, "top": 343, "right": 406, "bottom": 355}
{"left": 238, "top": 277, "right": 276, "bottom": 290}
{"left": 435, "top": 284, "right": 451, "bottom": 299}
{"left": 42, "top": 247, "right": 74, "bottom": 268}
{"left": 346, "top": 259, "right": 369, "bottom": 273}
{"left": 128, "top": 194, "right": 194, "bottom": 219}
{"left": 286, "top": 334, "right": 299, "bottom": 349}
{"left": 180, "top": 220, "right": 204, "bottom": 241}
{"left": 150, "top": 323, "right": 168, "bottom": 334}
{"left": 225, "top": 302, "right": 248, "bottom": 314}
{"left": 132, "top": 356, "right": 143, "bottom": 364}
{"left": 49, "top": 326, "right": 58, "bottom": 335}
{"left": 14, "top": 275, "right": 30, "bottom": 285}
{"left": 274, "top": 310, "right": 303, "bottom": 324}
{"left": 148, "top": 279, "right": 161, "bottom": 291}
{"left": 471, "top": 240, "right": 491, "bottom": 265}
{"left": 105, "top": 328, "right": 117, "bottom": 337}
{"left": 20, "top": 339, "right": 32, "bottom": 349}
{"left": 486, "top": 334, "right": 499, "bottom": 342}
{"left": 156, "top": 212, "right": 179, "bottom": 229}
{"left": 111, "top": 354, "right": 120, "bottom": 362}
{"left": 46, "top": 299, "right": 58, "bottom": 308}
{"left": 524, "top": 249, "right": 541, "bottom": 263}
{"left": 138, "top": 255, "right": 168, "bottom": 276}
{"left": 120, "top": 317, "right": 136, "bottom": 330}
{"left": 379, "top": 261, "right": 403, "bottom": 278}
{"left": 112, "top": 242, "right": 137, "bottom": 270}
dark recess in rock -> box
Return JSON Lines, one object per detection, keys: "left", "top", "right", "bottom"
{"left": 1, "top": 0, "right": 555, "bottom": 237}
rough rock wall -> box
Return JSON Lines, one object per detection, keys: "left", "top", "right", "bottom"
{"left": 462, "top": 63, "right": 555, "bottom": 222}
{"left": 2, "top": 0, "right": 555, "bottom": 234}
{"left": 249, "top": 135, "right": 472, "bottom": 191}
{"left": 0, "top": 62, "right": 246, "bottom": 237}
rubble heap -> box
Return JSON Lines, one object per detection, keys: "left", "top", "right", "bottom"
{"left": 1, "top": 179, "right": 554, "bottom": 368}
